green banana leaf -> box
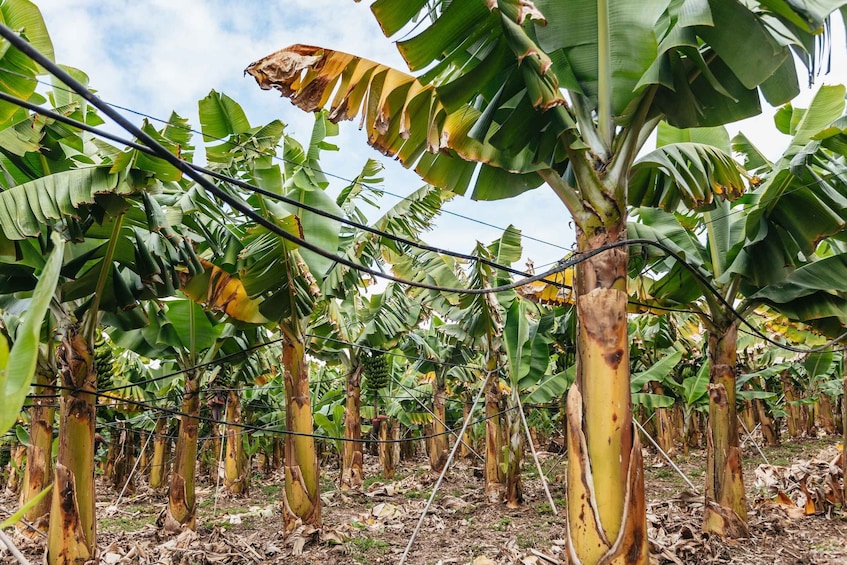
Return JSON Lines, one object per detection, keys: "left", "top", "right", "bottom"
{"left": 0, "top": 232, "right": 63, "bottom": 434}
{"left": 630, "top": 349, "right": 683, "bottom": 392}
{"left": 524, "top": 365, "right": 575, "bottom": 405}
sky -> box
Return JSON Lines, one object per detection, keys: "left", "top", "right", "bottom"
{"left": 31, "top": 0, "right": 847, "bottom": 270}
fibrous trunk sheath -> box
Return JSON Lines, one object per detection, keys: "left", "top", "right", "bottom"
{"left": 166, "top": 369, "right": 200, "bottom": 530}
{"left": 149, "top": 417, "right": 169, "bottom": 489}
{"left": 47, "top": 328, "right": 96, "bottom": 565}
{"left": 224, "top": 390, "right": 248, "bottom": 494}
{"left": 281, "top": 335, "right": 321, "bottom": 531}
{"left": 340, "top": 364, "right": 363, "bottom": 490}
{"left": 378, "top": 416, "right": 395, "bottom": 479}
{"left": 484, "top": 364, "right": 505, "bottom": 503}
{"left": 429, "top": 373, "right": 448, "bottom": 473}
{"left": 20, "top": 369, "right": 55, "bottom": 531}
{"left": 703, "top": 321, "right": 748, "bottom": 537}
{"left": 504, "top": 391, "right": 524, "bottom": 509}
{"left": 566, "top": 225, "right": 648, "bottom": 565}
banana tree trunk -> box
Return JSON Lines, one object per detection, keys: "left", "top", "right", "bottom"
{"left": 780, "top": 371, "right": 803, "bottom": 438}
{"left": 391, "top": 419, "right": 401, "bottom": 466}
{"left": 484, "top": 366, "right": 505, "bottom": 503}
{"left": 504, "top": 392, "right": 523, "bottom": 509}
{"left": 817, "top": 393, "right": 837, "bottom": 434}
{"left": 378, "top": 416, "right": 395, "bottom": 479}
{"left": 460, "top": 400, "right": 472, "bottom": 459}
{"left": 166, "top": 369, "right": 201, "bottom": 530}
{"left": 805, "top": 401, "right": 817, "bottom": 436}
{"left": 224, "top": 391, "right": 248, "bottom": 494}
{"left": 111, "top": 420, "right": 135, "bottom": 493}
{"left": 20, "top": 369, "right": 55, "bottom": 531}
{"left": 149, "top": 417, "right": 169, "bottom": 489}
{"left": 753, "top": 396, "right": 778, "bottom": 446}
{"left": 6, "top": 445, "right": 25, "bottom": 494}
{"left": 429, "top": 372, "right": 448, "bottom": 472}
{"left": 281, "top": 334, "right": 321, "bottom": 530}
{"left": 340, "top": 364, "right": 363, "bottom": 490}
{"left": 703, "top": 321, "right": 748, "bottom": 538}
{"left": 273, "top": 437, "right": 282, "bottom": 470}
{"left": 566, "top": 224, "right": 648, "bottom": 565}
{"left": 842, "top": 369, "right": 847, "bottom": 505}
{"left": 740, "top": 386, "right": 756, "bottom": 432}
{"left": 650, "top": 382, "right": 675, "bottom": 454}
{"left": 139, "top": 437, "right": 149, "bottom": 474}
{"left": 47, "top": 328, "right": 96, "bottom": 564}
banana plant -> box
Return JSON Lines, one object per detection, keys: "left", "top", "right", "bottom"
{"left": 502, "top": 298, "right": 556, "bottom": 508}
{"left": 401, "top": 319, "right": 475, "bottom": 474}
{"left": 309, "top": 163, "right": 445, "bottom": 488}
{"left": 218, "top": 329, "right": 280, "bottom": 496}
{"left": 0, "top": 304, "right": 56, "bottom": 529}
{"left": 246, "top": 3, "right": 844, "bottom": 559}
{"left": 0, "top": 80, "right": 199, "bottom": 562}
{"left": 396, "top": 226, "right": 523, "bottom": 501}
{"left": 630, "top": 85, "right": 847, "bottom": 536}
{"left": 313, "top": 280, "right": 425, "bottom": 484}
{"left": 734, "top": 334, "right": 794, "bottom": 446}
{"left": 111, "top": 294, "right": 225, "bottom": 529}
{"left": 183, "top": 98, "right": 355, "bottom": 530}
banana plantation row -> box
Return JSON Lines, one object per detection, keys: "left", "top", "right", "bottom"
{"left": 2, "top": 2, "right": 847, "bottom": 565}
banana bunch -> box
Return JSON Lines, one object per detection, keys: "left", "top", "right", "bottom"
{"left": 362, "top": 351, "right": 390, "bottom": 395}
{"left": 93, "top": 334, "right": 115, "bottom": 389}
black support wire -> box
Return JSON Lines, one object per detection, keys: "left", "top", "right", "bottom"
{"left": 6, "top": 61, "right": 838, "bottom": 243}
{"left": 0, "top": 38, "right": 588, "bottom": 295}
{"left": 0, "top": 83, "right": 811, "bottom": 326}
{"left": 0, "top": 64, "right": 571, "bottom": 255}
{"left": 0, "top": 88, "right": 533, "bottom": 280}
{"left": 1, "top": 26, "right": 846, "bottom": 356}
{"left": 32, "top": 380, "right": 516, "bottom": 445}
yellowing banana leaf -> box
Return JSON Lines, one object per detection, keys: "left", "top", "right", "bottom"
{"left": 245, "top": 45, "right": 546, "bottom": 200}
{"left": 182, "top": 259, "right": 270, "bottom": 325}
{"left": 518, "top": 269, "right": 575, "bottom": 306}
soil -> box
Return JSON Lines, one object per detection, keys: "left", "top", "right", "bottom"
{"left": 2, "top": 435, "right": 847, "bottom": 564}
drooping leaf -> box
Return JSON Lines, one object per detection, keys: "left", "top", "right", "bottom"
{"left": 0, "top": 167, "right": 132, "bottom": 240}
{"left": 181, "top": 259, "right": 270, "bottom": 325}
{"left": 524, "top": 365, "right": 575, "bottom": 404}
{"left": 0, "top": 232, "right": 63, "bottom": 434}
{"left": 629, "top": 142, "right": 746, "bottom": 211}
{"left": 245, "top": 45, "right": 547, "bottom": 199}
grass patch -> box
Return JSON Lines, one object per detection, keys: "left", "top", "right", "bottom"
{"left": 536, "top": 502, "right": 554, "bottom": 515}
{"left": 363, "top": 475, "right": 384, "bottom": 489}
{"left": 350, "top": 536, "right": 389, "bottom": 562}
{"left": 258, "top": 483, "right": 281, "bottom": 497}
{"left": 653, "top": 467, "right": 675, "bottom": 480}
{"left": 492, "top": 517, "right": 512, "bottom": 531}
{"left": 517, "top": 531, "right": 541, "bottom": 548}
{"left": 100, "top": 515, "right": 149, "bottom": 532}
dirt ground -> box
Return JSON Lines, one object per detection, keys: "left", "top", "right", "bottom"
{"left": 3, "top": 435, "right": 847, "bottom": 564}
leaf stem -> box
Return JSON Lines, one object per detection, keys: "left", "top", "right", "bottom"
{"left": 597, "top": 0, "right": 613, "bottom": 146}
{"left": 83, "top": 213, "right": 124, "bottom": 342}
{"left": 537, "top": 168, "right": 592, "bottom": 228}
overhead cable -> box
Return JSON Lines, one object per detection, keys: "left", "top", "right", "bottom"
{"left": 2, "top": 28, "right": 847, "bottom": 355}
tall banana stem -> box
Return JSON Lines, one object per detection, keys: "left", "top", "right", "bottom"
{"left": 566, "top": 218, "right": 648, "bottom": 565}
